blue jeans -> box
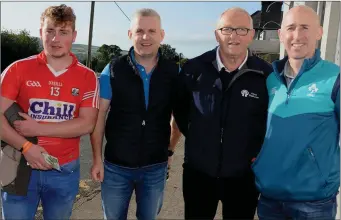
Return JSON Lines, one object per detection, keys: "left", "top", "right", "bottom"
{"left": 1, "top": 159, "right": 80, "bottom": 220}
{"left": 257, "top": 194, "right": 337, "bottom": 220}
{"left": 101, "top": 160, "right": 168, "bottom": 220}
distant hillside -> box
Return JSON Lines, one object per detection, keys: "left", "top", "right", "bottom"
{"left": 71, "top": 44, "right": 99, "bottom": 62}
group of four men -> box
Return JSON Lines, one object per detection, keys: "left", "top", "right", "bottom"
{"left": 0, "top": 3, "right": 339, "bottom": 220}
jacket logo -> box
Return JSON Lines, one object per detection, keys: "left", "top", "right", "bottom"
{"left": 307, "top": 83, "right": 318, "bottom": 97}
{"left": 26, "top": 81, "right": 41, "bottom": 87}
{"left": 241, "top": 90, "right": 249, "bottom": 97}
{"left": 241, "top": 89, "right": 259, "bottom": 99}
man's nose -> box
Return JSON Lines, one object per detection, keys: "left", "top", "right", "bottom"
{"left": 229, "top": 30, "right": 238, "bottom": 39}
{"left": 293, "top": 29, "right": 304, "bottom": 41}
{"left": 142, "top": 33, "right": 150, "bottom": 40}
{"left": 52, "top": 33, "right": 61, "bottom": 42}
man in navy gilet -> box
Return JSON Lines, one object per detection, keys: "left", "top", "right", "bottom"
{"left": 90, "top": 8, "right": 181, "bottom": 220}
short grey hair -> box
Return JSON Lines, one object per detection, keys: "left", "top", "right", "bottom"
{"left": 130, "top": 8, "right": 162, "bottom": 29}
{"left": 217, "top": 7, "right": 253, "bottom": 29}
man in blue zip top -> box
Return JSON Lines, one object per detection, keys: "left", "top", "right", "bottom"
{"left": 252, "top": 5, "right": 340, "bottom": 219}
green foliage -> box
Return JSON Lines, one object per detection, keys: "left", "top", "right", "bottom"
{"left": 1, "top": 29, "right": 42, "bottom": 72}
{"left": 97, "top": 44, "right": 122, "bottom": 63}
{"left": 178, "top": 58, "right": 189, "bottom": 68}
{"left": 160, "top": 44, "right": 179, "bottom": 61}
{"left": 84, "top": 44, "right": 123, "bottom": 73}
{"left": 256, "top": 53, "right": 280, "bottom": 63}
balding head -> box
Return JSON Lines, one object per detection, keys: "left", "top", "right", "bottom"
{"left": 214, "top": 7, "right": 255, "bottom": 58}
{"left": 217, "top": 7, "right": 253, "bottom": 29}
{"left": 282, "top": 5, "right": 320, "bottom": 28}
{"left": 278, "top": 5, "right": 323, "bottom": 60}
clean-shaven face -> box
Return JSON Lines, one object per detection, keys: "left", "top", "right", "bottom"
{"left": 215, "top": 10, "right": 254, "bottom": 57}
{"left": 128, "top": 16, "right": 165, "bottom": 58}
{"left": 279, "top": 6, "right": 322, "bottom": 60}
{"left": 40, "top": 18, "right": 77, "bottom": 58}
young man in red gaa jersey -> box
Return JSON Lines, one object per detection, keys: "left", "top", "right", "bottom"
{"left": 0, "top": 4, "right": 99, "bottom": 219}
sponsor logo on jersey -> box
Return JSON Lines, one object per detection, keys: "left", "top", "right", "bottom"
{"left": 49, "top": 81, "right": 63, "bottom": 87}
{"left": 28, "top": 98, "right": 76, "bottom": 122}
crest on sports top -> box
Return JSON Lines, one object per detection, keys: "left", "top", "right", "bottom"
{"left": 71, "top": 88, "right": 79, "bottom": 96}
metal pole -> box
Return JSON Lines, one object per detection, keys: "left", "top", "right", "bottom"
{"left": 86, "top": 1, "right": 95, "bottom": 68}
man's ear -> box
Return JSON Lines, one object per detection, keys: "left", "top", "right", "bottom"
{"left": 249, "top": 29, "right": 255, "bottom": 40}
{"left": 72, "top": 30, "right": 77, "bottom": 43}
{"left": 128, "top": 29, "right": 132, "bottom": 40}
{"left": 316, "top": 26, "right": 323, "bottom": 41}
{"left": 214, "top": 30, "right": 219, "bottom": 43}
{"left": 160, "top": 29, "right": 165, "bottom": 42}
{"left": 278, "top": 29, "right": 283, "bottom": 43}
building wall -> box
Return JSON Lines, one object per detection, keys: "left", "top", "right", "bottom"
{"left": 263, "top": 30, "right": 279, "bottom": 41}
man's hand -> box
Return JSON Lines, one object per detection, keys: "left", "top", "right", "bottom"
{"left": 13, "top": 112, "right": 41, "bottom": 137}
{"left": 23, "top": 144, "right": 52, "bottom": 170}
{"left": 168, "top": 155, "right": 173, "bottom": 168}
{"left": 91, "top": 160, "right": 104, "bottom": 182}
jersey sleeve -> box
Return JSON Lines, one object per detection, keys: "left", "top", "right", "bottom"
{"left": 1, "top": 62, "right": 22, "bottom": 101}
{"left": 80, "top": 70, "right": 100, "bottom": 109}
{"left": 99, "top": 64, "right": 112, "bottom": 100}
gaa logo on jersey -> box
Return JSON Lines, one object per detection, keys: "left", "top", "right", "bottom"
{"left": 28, "top": 98, "right": 76, "bottom": 122}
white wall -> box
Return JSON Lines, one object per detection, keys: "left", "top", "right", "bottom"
{"left": 264, "top": 30, "right": 279, "bottom": 41}
{"left": 320, "top": 2, "right": 340, "bottom": 62}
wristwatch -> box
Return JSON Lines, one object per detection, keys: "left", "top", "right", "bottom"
{"left": 168, "top": 149, "right": 174, "bottom": 157}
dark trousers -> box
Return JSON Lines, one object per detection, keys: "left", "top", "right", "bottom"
{"left": 183, "top": 165, "right": 259, "bottom": 220}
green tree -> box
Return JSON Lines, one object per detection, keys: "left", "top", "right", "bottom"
{"left": 160, "top": 44, "right": 179, "bottom": 61}
{"left": 97, "top": 44, "right": 122, "bottom": 64}
{"left": 178, "top": 58, "right": 189, "bottom": 68}
{"left": 88, "top": 44, "right": 122, "bottom": 73}
{"left": 1, "top": 29, "right": 42, "bottom": 72}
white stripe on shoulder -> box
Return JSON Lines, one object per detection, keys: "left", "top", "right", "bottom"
{"left": 1, "top": 55, "right": 37, "bottom": 83}
{"left": 77, "top": 63, "right": 96, "bottom": 73}
{"left": 77, "top": 63, "right": 99, "bottom": 108}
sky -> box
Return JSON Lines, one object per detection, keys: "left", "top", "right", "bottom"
{"left": 1, "top": 1, "right": 262, "bottom": 58}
